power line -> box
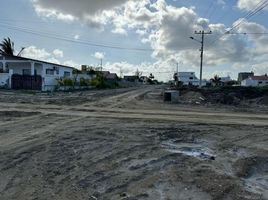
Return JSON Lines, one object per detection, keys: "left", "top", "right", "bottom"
{"left": 226, "top": 32, "right": 268, "bottom": 35}
{"left": 230, "top": 0, "right": 268, "bottom": 31}
{"left": 207, "top": 0, "right": 268, "bottom": 47}
{"left": 0, "top": 22, "right": 159, "bottom": 52}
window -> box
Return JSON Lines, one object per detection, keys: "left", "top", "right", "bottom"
{"left": 189, "top": 77, "right": 193, "bottom": 80}
{"left": 54, "top": 67, "right": 59, "bottom": 75}
{"left": 258, "top": 81, "right": 263, "bottom": 84}
{"left": 23, "top": 69, "right": 31, "bottom": 75}
{"left": 64, "top": 71, "right": 71, "bottom": 77}
{"left": 46, "top": 69, "right": 54, "bottom": 75}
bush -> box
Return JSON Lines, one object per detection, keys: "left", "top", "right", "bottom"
{"left": 80, "top": 78, "right": 90, "bottom": 86}
{"left": 91, "top": 75, "right": 107, "bottom": 89}
{"left": 57, "top": 77, "right": 74, "bottom": 87}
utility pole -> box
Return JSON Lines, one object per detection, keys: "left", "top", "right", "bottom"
{"left": 120, "top": 67, "right": 123, "bottom": 78}
{"left": 100, "top": 58, "right": 103, "bottom": 72}
{"left": 190, "top": 30, "right": 212, "bottom": 88}
{"left": 176, "top": 62, "right": 179, "bottom": 86}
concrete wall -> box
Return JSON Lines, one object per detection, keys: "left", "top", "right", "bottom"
{"left": 241, "top": 79, "right": 268, "bottom": 87}
{"left": 42, "top": 63, "right": 73, "bottom": 91}
{"left": 0, "top": 59, "right": 73, "bottom": 91}
{"left": 0, "top": 73, "right": 9, "bottom": 87}
{"left": 7, "top": 62, "right": 43, "bottom": 75}
{"left": 177, "top": 72, "right": 202, "bottom": 86}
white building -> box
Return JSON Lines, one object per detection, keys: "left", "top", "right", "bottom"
{"left": 176, "top": 72, "right": 206, "bottom": 86}
{"left": 219, "top": 76, "right": 231, "bottom": 83}
{"left": 241, "top": 75, "right": 268, "bottom": 87}
{"left": 0, "top": 55, "right": 74, "bottom": 91}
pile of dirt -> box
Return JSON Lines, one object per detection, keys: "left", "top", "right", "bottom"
{"left": 179, "top": 87, "right": 268, "bottom": 107}
{"left": 179, "top": 91, "right": 206, "bottom": 104}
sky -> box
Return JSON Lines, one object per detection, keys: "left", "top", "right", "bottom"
{"left": 0, "top": 0, "right": 268, "bottom": 81}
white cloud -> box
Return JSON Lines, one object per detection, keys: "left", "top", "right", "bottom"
{"left": 237, "top": 0, "right": 268, "bottom": 11}
{"left": 251, "top": 63, "right": 268, "bottom": 75}
{"left": 53, "top": 49, "right": 64, "bottom": 58}
{"left": 32, "top": 0, "right": 131, "bottom": 26}
{"left": 34, "top": 4, "right": 76, "bottom": 22}
{"left": 22, "top": 46, "right": 51, "bottom": 60}
{"left": 74, "top": 34, "right": 80, "bottom": 40}
{"left": 21, "top": 46, "right": 61, "bottom": 64}
{"left": 112, "top": 27, "right": 128, "bottom": 35}
{"left": 63, "top": 60, "right": 80, "bottom": 68}
{"left": 30, "top": 0, "right": 268, "bottom": 81}
{"left": 93, "top": 52, "right": 105, "bottom": 60}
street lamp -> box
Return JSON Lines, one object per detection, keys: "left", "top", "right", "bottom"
{"left": 17, "top": 47, "right": 25, "bottom": 57}
{"left": 189, "top": 37, "right": 201, "bottom": 44}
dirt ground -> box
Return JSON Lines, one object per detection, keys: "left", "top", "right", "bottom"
{"left": 0, "top": 86, "right": 267, "bottom": 200}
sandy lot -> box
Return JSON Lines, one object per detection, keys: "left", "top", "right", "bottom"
{"left": 0, "top": 86, "right": 267, "bottom": 200}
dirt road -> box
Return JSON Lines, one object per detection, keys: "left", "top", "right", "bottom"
{"left": 0, "top": 86, "right": 267, "bottom": 200}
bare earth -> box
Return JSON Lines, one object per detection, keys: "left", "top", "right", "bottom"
{"left": 0, "top": 86, "right": 267, "bottom": 200}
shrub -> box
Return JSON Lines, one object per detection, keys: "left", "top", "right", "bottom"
{"left": 57, "top": 77, "right": 74, "bottom": 87}
{"left": 91, "top": 75, "right": 107, "bottom": 89}
{"left": 80, "top": 78, "right": 90, "bottom": 86}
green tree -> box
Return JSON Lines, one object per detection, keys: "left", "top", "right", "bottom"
{"left": 210, "top": 75, "right": 222, "bottom": 87}
{"left": 0, "top": 37, "right": 14, "bottom": 56}
{"left": 149, "top": 73, "right": 155, "bottom": 80}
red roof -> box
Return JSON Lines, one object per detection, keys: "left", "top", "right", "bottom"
{"left": 250, "top": 75, "right": 268, "bottom": 81}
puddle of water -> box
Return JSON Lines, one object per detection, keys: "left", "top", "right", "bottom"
{"left": 161, "top": 141, "right": 216, "bottom": 160}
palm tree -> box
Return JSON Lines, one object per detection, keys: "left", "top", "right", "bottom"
{"left": 0, "top": 37, "right": 14, "bottom": 56}
{"left": 210, "top": 75, "right": 222, "bottom": 87}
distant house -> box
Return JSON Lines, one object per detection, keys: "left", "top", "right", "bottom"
{"left": 106, "top": 73, "right": 118, "bottom": 80}
{"left": 175, "top": 72, "right": 206, "bottom": 86}
{"left": 220, "top": 76, "right": 231, "bottom": 83}
{"left": 238, "top": 72, "right": 254, "bottom": 84}
{"left": 241, "top": 75, "right": 268, "bottom": 87}
{"left": 219, "top": 76, "right": 232, "bottom": 86}
{"left": 124, "top": 75, "right": 139, "bottom": 82}
{"left": 74, "top": 65, "right": 96, "bottom": 83}
{"left": 140, "top": 76, "right": 149, "bottom": 84}
{"left": 0, "top": 55, "right": 73, "bottom": 91}
{"left": 97, "top": 71, "right": 110, "bottom": 78}
{"left": 94, "top": 71, "right": 118, "bottom": 81}
{"left": 210, "top": 76, "right": 238, "bottom": 87}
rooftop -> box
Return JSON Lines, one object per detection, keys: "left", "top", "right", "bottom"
{"left": 1, "top": 55, "right": 74, "bottom": 69}
{"left": 250, "top": 75, "right": 268, "bottom": 81}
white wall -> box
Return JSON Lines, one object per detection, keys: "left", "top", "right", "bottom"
{"left": 6, "top": 62, "right": 43, "bottom": 75}
{"left": 177, "top": 72, "right": 202, "bottom": 86}
{"left": 42, "top": 63, "right": 73, "bottom": 91}
{"left": 1, "top": 58, "right": 74, "bottom": 91}
{"left": 8, "top": 63, "right": 30, "bottom": 74}
{"left": 241, "top": 79, "right": 268, "bottom": 87}
{"left": 0, "top": 73, "right": 9, "bottom": 87}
